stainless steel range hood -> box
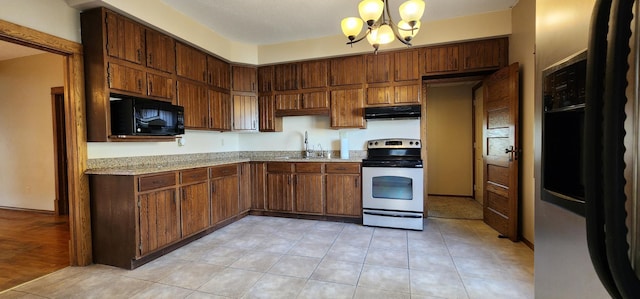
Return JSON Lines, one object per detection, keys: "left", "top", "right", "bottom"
{"left": 364, "top": 105, "right": 421, "bottom": 120}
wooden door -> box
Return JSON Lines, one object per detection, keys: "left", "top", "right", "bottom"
{"left": 274, "top": 63, "right": 299, "bottom": 91}
{"left": 366, "top": 86, "right": 392, "bottom": 106}
{"left": 107, "top": 62, "right": 144, "bottom": 94}
{"left": 266, "top": 172, "right": 293, "bottom": 212}
{"left": 51, "top": 87, "right": 68, "bottom": 215}
{"left": 207, "top": 56, "right": 231, "bottom": 89}
{"left": 233, "top": 94, "right": 258, "bottom": 131}
{"left": 394, "top": 49, "right": 420, "bottom": 81}
{"left": 366, "top": 52, "right": 392, "bottom": 83}
{"left": 232, "top": 66, "right": 257, "bottom": 92}
{"left": 239, "top": 163, "right": 252, "bottom": 213}
{"left": 209, "top": 89, "right": 232, "bottom": 131}
{"left": 257, "top": 66, "right": 274, "bottom": 92}
{"left": 145, "top": 29, "right": 175, "bottom": 73}
{"left": 146, "top": 73, "right": 173, "bottom": 101}
{"left": 330, "top": 56, "right": 365, "bottom": 86}
{"left": 250, "top": 162, "right": 266, "bottom": 210}
{"left": 176, "top": 42, "right": 207, "bottom": 83}
{"left": 258, "top": 95, "right": 282, "bottom": 132}
{"left": 420, "top": 45, "right": 460, "bottom": 74}
{"left": 301, "top": 91, "right": 329, "bottom": 109}
{"left": 394, "top": 84, "right": 421, "bottom": 104}
{"left": 326, "top": 174, "right": 361, "bottom": 216}
{"left": 105, "top": 11, "right": 144, "bottom": 64}
{"left": 330, "top": 88, "right": 365, "bottom": 128}
{"left": 275, "top": 93, "right": 300, "bottom": 111}
{"left": 300, "top": 60, "right": 328, "bottom": 89}
{"left": 482, "top": 63, "right": 519, "bottom": 241}
{"left": 180, "top": 181, "right": 209, "bottom": 237}
{"left": 138, "top": 189, "right": 180, "bottom": 256}
{"left": 211, "top": 175, "right": 239, "bottom": 224}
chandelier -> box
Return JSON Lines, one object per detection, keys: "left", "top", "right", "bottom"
{"left": 341, "top": 0, "right": 425, "bottom": 53}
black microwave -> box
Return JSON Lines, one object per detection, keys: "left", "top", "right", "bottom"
{"left": 110, "top": 96, "right": 185, "bottom": 136}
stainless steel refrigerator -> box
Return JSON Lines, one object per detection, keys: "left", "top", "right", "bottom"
{"left": 536, "top": 0, "right": 640, "bottom": 298}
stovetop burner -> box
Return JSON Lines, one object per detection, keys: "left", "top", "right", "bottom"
{"left": 363, "top": 138, "right": 423, "bottom": 168}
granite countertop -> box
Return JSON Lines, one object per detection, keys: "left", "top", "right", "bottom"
{"left": 86, "top": 152, "right": 364, "bottom": 176}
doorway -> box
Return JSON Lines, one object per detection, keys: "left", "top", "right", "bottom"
{"left": 424, "top": 80, "right": 483, "bottom": 219}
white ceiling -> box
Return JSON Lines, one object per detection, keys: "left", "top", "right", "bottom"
{"left": 160, "top": 0, "right": 520, "bottom": 45}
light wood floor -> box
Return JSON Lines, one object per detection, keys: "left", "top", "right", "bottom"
{"left": 0, "top": 209, "right": 69, "bottom": 291}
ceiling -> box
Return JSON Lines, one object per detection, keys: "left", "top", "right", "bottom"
{"left": 0, "top": 0, "right": 519, "bottom": 61}
{"left": 160, "top": 0, "right": 520, "bottom": 45}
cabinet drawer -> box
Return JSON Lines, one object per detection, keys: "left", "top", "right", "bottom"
{"left": 210, "top": 164, "right": 238, "bottom": 178}
{"left": 139, "top": 173, "right": 176, "bottom": 192}
{"left": 295, "top": 163, "right": 323, "bottom": 173}
{"left": 267, "top": 162, "right": 293, "bottom": 173}
{"left": 180, "top": 168, "right": 208, "bottom": 184}
{"left": 326, "top": 163, "right": 361, "bottom": 174}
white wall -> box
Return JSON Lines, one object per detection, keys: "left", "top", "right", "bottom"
{"left": 0, "top": 53, "right": 64, "bottom": 211}
{"left": 426, "top": 83, "right": 474, "bottom": 196}
{"left": 0, "top": 0, "right": 81, "bottom": 43}
{"left": 237, "top": 116, "right": 421, "bottom": 153}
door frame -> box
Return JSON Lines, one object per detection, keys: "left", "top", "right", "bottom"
{"left": 0, "top": 20, "right": 92, "bottom": 266}
{"left": 52, "top": 86, "right": 68, "bottom": 215}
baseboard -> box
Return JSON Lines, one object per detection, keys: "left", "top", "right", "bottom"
{"left": 0, "top": 206, "right": 55, "bottom": 215}
{"left": 427, "top": 194, "right": 474, "bottom": 198}
{"left": 521, "top": 237, "right": 534, "bottom": 250}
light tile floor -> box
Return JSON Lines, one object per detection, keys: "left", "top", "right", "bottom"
{"left": 0, "top": 216, "right": 533, "bottom": 299}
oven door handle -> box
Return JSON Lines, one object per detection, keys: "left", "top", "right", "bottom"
{"left": 363, "top": 211, "right": 422, "bottom": 218}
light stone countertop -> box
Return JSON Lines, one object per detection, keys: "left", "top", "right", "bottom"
{"left": 85, "top": 152, "right": 364, "bottom": 176}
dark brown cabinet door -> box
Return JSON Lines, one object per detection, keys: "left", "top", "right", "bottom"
{"left": 209, "top": 89, "right": 232, "bottom": 131}
{"left": 176, "top": 42, "right": 208, "bottom": 83}
{"left": 462, "top": 38, "right": 508, "bottom": 71}
{"left": 274, "top": 63, "right": 299, "bottom": 91}
{"left": 105, "top": 11, "right": 145, "bottom": 65}
{"left": 366, "top": 86, "right": 392, "bottom": 106}
{"left": 177, "top": 80, "right": 209, "bottom": 129}
{"left": 211, "top": 165, "right": 239, "bottom": 224}
{"left": 232, "top": 66, "right": 257, "bottom": 92}
{"left": 366, "top": 52, "right": 392, "bottom": 83}
{"left": 180, "top": 181, "right": 209, "bottom": 237}
{"left": 108, "top": 62, "right": 145, "bottom": 94}
{"left": 394, "top": 50, "right": 420, "bottom": 81}
{"left": 330, "top": 56, "right": 365, "bottom": 86}
{"left": 146, "top": 73, "right": 174, "bottom": 101}
{"left": 266, "top": 173, "right": 293, "bottom": 211}
{"left": 239, "top": 163, "right": 252, "bottom": 213}
{"left": 301, "top": 91, "right": 329, "bottom": 109}
{"left": 300, "top": 60, "right": 328, "bottom": 89}
{"left": 233, "top": 95, "right": 258, "bottom": 131}
{"left": 294, "top": 163, "right": 324, "bottom": 215}
{"left": 207, "top": 56, "right": 231, "bottom": 90}
{"left": 257, "top": 66, "right": 274, "bottom": 93}
{"left": 394, "top": 84, "right": 421, "bottom": 104}
{"left": 421, "top": 45, "right": 460, "bottom": 74}
{"left": 258, "top": 95, "right": 282, "bottom": 132}
{"left": 145, "top": 29, "right": 175, "bottom": 74}
{"left": 330, "top": 88, "right": 365, "bottom": 128}
{"left": 138, "top": 189, "right": 180, "bottom": 256}
{"left": 275, "top": 93, "right": 300, "bottom": 111}
{"left": 325, "top": 163, "right": 361, "bottom": 216}
{"left": 250, "top": 162, "right": 266, "bottom": 210}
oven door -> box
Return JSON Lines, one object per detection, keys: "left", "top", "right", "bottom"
{"left": 362, "top": 167, "right": 424, "bottom": 212}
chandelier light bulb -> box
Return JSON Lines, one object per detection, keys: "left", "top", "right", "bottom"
{"left": 358, "top": 0, "right": 384, "bottom": 26}
{"left": 377, "top": 24, "right": 395, "bottom": 45}
{"left": 399, "top": 0, "right": 425, "bottom": 23}
{"left": 398, "top": 20, "right": 420, "bottom": 42}
{"left": 341, "top": 17, "right": 364, "bottom": 41}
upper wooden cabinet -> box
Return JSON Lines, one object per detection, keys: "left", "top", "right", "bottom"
{"left": 394, "top": 50, "right": 420, "bottom": 81}
{"left": 233, "top": 94, "right": 259, "bottom": 131}
{"left": 258, "top": 95, "right": 282, "bottom": 132}
{"left": 274, "top": 63, "right": 299, "bottom": 91}
{"left": 330, "top": 87, "right": 365, "bottom": 128}
{"left": 461, "top": 38, "right": 508, "bottom": 71}
{"left": 300, "top": 60, "right": 328, "bottom": 89}
{"left": 330, "top": 56, "right": 365, "bottom": 86}
{"left": 105, "top": 11, "right": 145, "bottom": 65}
{"left": 176, "top": 42, "right": 208, "bottom": 83}
{"left": 209, "top": 89, "right": 232, "bottom": 131}
{"left": 420, "top": 44, "right": 460, "bottom": 74}
{"left": 145, "top": 29, "right": 175, "bottom": 74}
{"left": 207, "top": 56, "right": 231, "bottom": 90}
{"left": 177, "top": 79, "right": 209, "bottom": 129}
{"left": 366, "top": 52, "right": 392, "bottom": 84}
{"left": 232, "top": 65, "right": 257, "bottom": 92}
{"left": 257, "top": 66, "right": 274, "bottom": 93}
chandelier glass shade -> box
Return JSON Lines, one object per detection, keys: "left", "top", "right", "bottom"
{"left": 341, "top": 0, "right": 425, "bottom": 52}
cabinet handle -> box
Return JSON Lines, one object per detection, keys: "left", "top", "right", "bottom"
{"left": 355, "top": 178, "right": 359, "bottom": 188}
{"left": 209, "top": 73, "right": 212, "bottom": 84}
{"left": 148, "top": 53, "right": 153, "bottom": 65}
{"left": 149, "top": 81, "right": 153, "bottom": 94}
{"left": 212, "top": 185, "right": 215, "bottom": 193}
{"left": 137, "top": 49, "right": 142, "bottom": 62}
{"left": 138, "top": 79, "right": 142, "bottom": 92}
{"left": 203, "top": 71, "right": 207, "bottom": 82}
{"left": 252, "top": 120, "right": 256, "bottom": 130}
{"left": 182, "top": 189, "right": 186, "bottom": 200}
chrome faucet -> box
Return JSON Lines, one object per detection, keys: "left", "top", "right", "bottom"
{"left": 304, "top": 131, "right": 310, "bottom": 158}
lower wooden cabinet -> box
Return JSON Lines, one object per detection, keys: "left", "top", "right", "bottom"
{"left": 326, "top": 163, "right": 362, "bottom": 216}
{"left": 179, "top": 168, "right": 210, "bottom": 237}
{"left": 138, "top": 186, "right": 180, "bottom": 256}
{"left": 294, "top": 163, "right": 324, "bottom": 215}
{"left": 211, "top": 164, "right": 240, "bottom": 224}
{"left": 266, "top": 163, "right": 294, "bottom": 212}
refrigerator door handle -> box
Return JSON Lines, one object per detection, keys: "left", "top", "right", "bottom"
{"left": 585, "top": 0, "right": 622, "bottom": 298}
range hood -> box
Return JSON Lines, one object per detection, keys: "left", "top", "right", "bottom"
{"left": 364, "top": 105, "right": 421, "bottom": 120}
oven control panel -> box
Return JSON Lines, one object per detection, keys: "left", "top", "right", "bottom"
{"left": 367, "top": 138, "right": 421, "bottom": 149}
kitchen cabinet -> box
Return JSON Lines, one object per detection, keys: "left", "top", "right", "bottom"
{"left": 366, "top": 86, "right": 392, "bottom": 106}
{"left": 179, "top": 168, "right": 210, "bottom": 237}
{"left": 300, "top": 60, "right": 328, "bottom": 89}
{"left": 420, "top": 44, "right": 460, "bottom": 74}
{"left": 259, "top": 95, "right": 282, "bottom": 132}
{"left": 177, "top": 80, "right": 209, "bottom": 129}
{"left": 250, "top": 162, "right": 267, "bottom": 210}
{"left": 105, "top": 10, "right": 145, "bottom": 65}
{"left": 145, "top": 29, "right": 175, "bottom": 74}
{"left": 394, "top": 49, "right": 420, "bottom": 81}
{"left": 275, "top": 93, "right": 300, "bottom": 111}
{"left": 330, "top": 56, "right": 365, "bottom": 86}
{"left": 274, "top": 63, "right": 299, "bottom": 91}
{"left": 275, "top": 92, "right": 329, "bottom": 116}
{"left": 239, "top": 163, "right": 252, "bottom": 213}
{"left": 330, "top": 88, "right": 366, "bottom": 128}
{"left": 146, "top": 72, "right": 174, "bottom": 101}
{"left": 294, "top": 163, "right": 324, "bottom": 215}
{"left": 461, "top": 38, "right": 508, "bottom": 71}
{"left": 266, "top": 163, "right": 294, "bottom": 212}
{"left": 394, "top": 84, "right": 421, "bottom": 104}
{"left": 366, "top": 52, "right": 392, "bottom": 84}
{"left": 210, "top": 164, "right": 239, "bottom": 224}
{"left": 107, "top": 62, "right": 145, "bottom": 95}
{"left": 233, "top": 94, "right": 259, "bottom": 131}
{"left": 232, "top": 65, "right": 257, "bottom": 92}
{"left": 176, "top": 42, "right": 208, "bottom": 83}
{"left": 257, "top": 66, "right": 274, "bottom": 93}
{"left": 89, "top": 172, "right": 180, "bottom": 269}
{"left": 209, "top": 89, "right": 232, "bottom": 131}
{"left": 326, "top": 163, "right": 362, "bottom": 217}
{"left": 207, "top": 55, "right": 231, "bottom": 90}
